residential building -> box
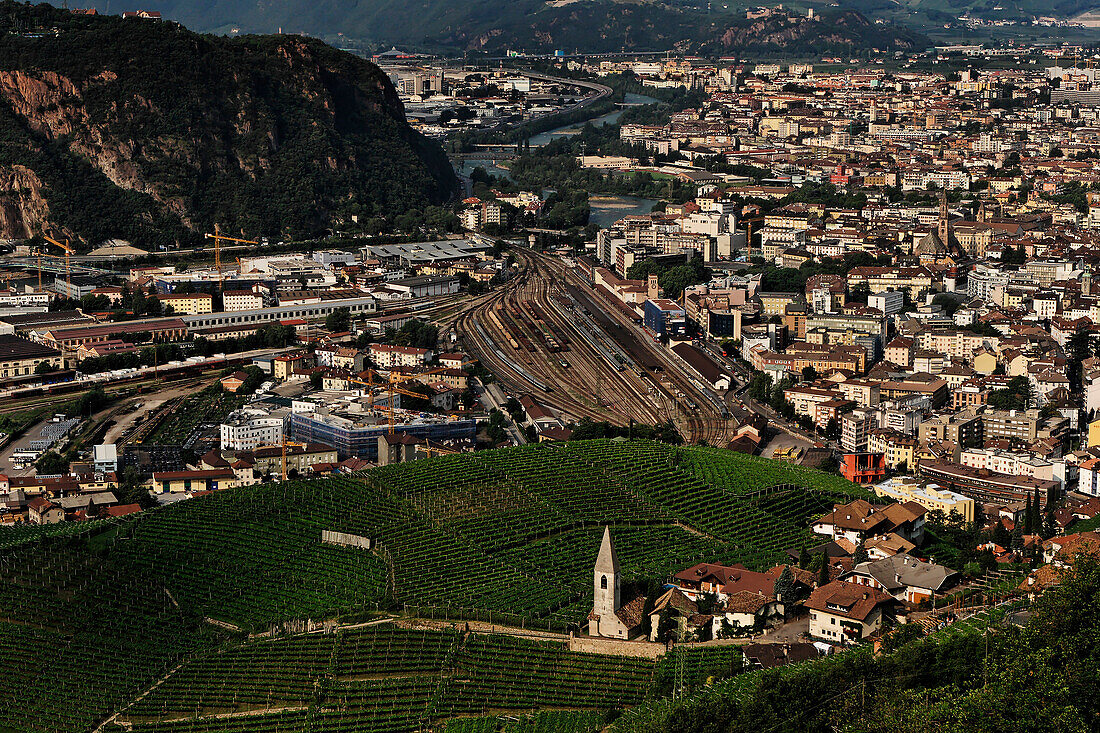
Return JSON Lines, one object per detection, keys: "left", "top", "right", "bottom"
{"left": 220, "top": 409, "right": 286, "bottom": 451}
{"left": 874, "top": 477, "right": 975, "bottom": 523}
{"left": 806, "top": 580, "right": 895, "bottom": 644}
{"left": 369, "top": 344, "right": 434, "bottom": 368}
{"left": 842, "top": 554, "right": 958, "bottom": 604}
{"left": 222, "top": 290, "right": 265, "bottom": 311}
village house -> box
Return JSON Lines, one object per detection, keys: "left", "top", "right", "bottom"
{"left": 805, "top": 580, "right": 896, "bottom": 644}
{"left": 842, "top": 554, "right": 958, "bottom": 604}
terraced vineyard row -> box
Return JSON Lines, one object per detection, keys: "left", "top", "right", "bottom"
{"left": 121, "top": 624, "right": 658, "bottom": 732}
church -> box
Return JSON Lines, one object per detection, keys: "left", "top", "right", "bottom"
{"left": 587, "top": 526, "right": 645, "bottom": 639}
{"left": 914, "top": 193, "right": 964, "bottom": 265}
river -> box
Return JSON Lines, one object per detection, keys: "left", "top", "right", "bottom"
{"left": 527, "top": 92, "right": 660, "bottom": 147}
{"left": 454, "top": 91, "right": 660, "bottom": 222}
{"left": 588, "top": 195, "right": 659, "bottom": 228}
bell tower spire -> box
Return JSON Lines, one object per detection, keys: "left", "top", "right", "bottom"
{"left": 592, "top": 526, "right": 621, "bottom": 627}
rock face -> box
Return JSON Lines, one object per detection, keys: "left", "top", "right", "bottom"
{"left": 0, "top": 5, "right": 457, "bottom": 247}
{"left": 0, "top": 166, "right": 49, "bottom": 240}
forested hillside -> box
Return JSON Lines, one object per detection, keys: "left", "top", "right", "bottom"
{"left": 0, "top": 2, "right": 456, "bottom": 248}
{"left": 107, "top": 0, "right": 926, "bottom": 55}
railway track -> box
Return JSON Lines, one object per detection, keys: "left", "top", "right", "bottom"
{"left": 445, "top": 247, "right": 735, "bottom": 445}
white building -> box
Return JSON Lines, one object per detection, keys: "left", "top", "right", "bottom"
{"left": 220, "top": 408, "right": 286, "bottom": 451}
{"left": 312, "top": 250, "right": 357, "bottom": 268}
{"left": 369, "top": 344, "right": 433, "bottom": 368}
{"left": 959, "top": 448, "right": 1056, "bottom": 484}
{"left": 222, "top": 290, "right": 265, "bottom": 312}
{"left": 93, "top": 444, "right": 118, "bottom": 473}
{"left": 868, "top": 290, "right": 904, "bottom": 317}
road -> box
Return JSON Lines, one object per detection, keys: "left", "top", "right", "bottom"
{"left": 698, "top": 343, "right": 840, "bottom": 455}
{"left": 478, "top": 380, "right": 528, "bottom": 446}
{"left": 479, "top": 71, "right": 613, "bottom": 137}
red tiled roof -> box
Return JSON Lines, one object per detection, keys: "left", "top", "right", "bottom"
{"left": 804, "top": 580, "right": 895, "bottom": 622}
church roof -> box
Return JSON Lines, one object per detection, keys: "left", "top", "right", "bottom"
{"left": 595, "top": 526, "right": 620, "bottom": 575}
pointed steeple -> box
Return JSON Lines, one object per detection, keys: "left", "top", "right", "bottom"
{"left": 595, "top": 525, "right": 620, "bottom": 575}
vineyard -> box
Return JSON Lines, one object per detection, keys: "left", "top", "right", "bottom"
{"left": 112, "top": 623, "right": 746, "bottom": 733}
{"left": 0, "top": 439, "right": 870, "bottom": 732}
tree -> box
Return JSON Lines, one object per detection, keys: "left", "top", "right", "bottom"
{"left": 238, "top": 366, "right": 267, "bottom": 395}
{"left": 74, "top": 388, "right": 111, "bottom": 417}
{"left": 325, "top": 307, "right": 351, "bottom": 333}
{"left": 747, "top": 372, "right": 772, "bottom": 402}
{"left": 987, "top": 375, "right": 1032, "bottom": 411}
{"left": 118, "top": 466, "right": 155, "bottom": 509}
{"left": 34, "top": 360, "right": 56, "bottom": 375}
{"left": 798, "top": 546, "right": 811, "bottom": 569}
{"left": 35, "top": 450, "right": 69, "bottom": 475}
{"left": 773, "top": 566, "right": 795, "bottom": 604}
{"left": 932, "top": 292, "right": 960, "bottom": 317}
{"left": 853, "top": 544, "right": 869, "bottom": 565}
{"left": 801, "top": 365, "right": 818, "bottom": 382}
{"left": 818, "top": 555, "right": 831, "bottom": 586}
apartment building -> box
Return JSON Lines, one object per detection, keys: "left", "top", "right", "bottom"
{"left": 223, "top": 290, "right": 265, "bottom": 312}
{"left": 846, "top": 266, "right": 935, "bottom": 299}
{"left": 917, "top": 412, "right": 983, "bottom": 449}
{"left": 369, "top": 344, "right": 434, "bottom": 368}
{"left": 873, "top": 477, "right": 975, "bottom": 523}
{"left": 867, "top": 428, "right": 919, "bottom": 470}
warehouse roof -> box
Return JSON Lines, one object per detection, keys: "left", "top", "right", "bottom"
{"left": 0, "top": 334, "right": 62, "bottom": 361}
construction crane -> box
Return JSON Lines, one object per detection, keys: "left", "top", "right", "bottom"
{"left": 421, "top": 442, "right": 460, "bottom": 458}
{"left": 349, "top": 375, "right": 438, "bottom": 434}
{"left": 41, "top": 234, "right": 75, "bottom": 293}
{"left": 204, "top": 225, "right": 258, "bottom": 291}
{"left": 280, "top": 438, "right": 308, "bottom": 481}
{"left": 351, "top": 360, "right": 474, "bottom": 434}
{"left": 741, "top": 215, "right": 764, "bottom": 260}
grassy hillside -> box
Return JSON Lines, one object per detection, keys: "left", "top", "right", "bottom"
{"left": 0, "top": 439, "right": 868, "bottom": 732}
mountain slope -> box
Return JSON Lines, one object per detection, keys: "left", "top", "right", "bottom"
{"left": 0, "top": 439, "right": 867, "bottom": 731}
{"left": 112, "top": 0, "right": 926, "bottom": 55}
{"left": 0, "top": 2, "right": 456, "bottom": 248}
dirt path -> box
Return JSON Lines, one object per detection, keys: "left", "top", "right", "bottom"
{"left": 104, "top": 379, "right": 217, "bottom": 444}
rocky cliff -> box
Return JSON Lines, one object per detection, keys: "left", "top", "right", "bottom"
{"left": 0, "top": 3, "right": 457, "bottom": 247}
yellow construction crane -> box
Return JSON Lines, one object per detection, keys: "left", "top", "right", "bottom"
{"left": 280, "top": 438, "right": 308, "bottom": 481}
{"left": 204, "top": 225, "right": 258, "bottom": 291}
{"left": 421, "top": 442, "right": 460, "bottom": 458}
{"left": 41, "top": 234, "right": 75, "bottom": 292}
{"left": 349, "top": 375, "right": 438, "bottom": 434}
{"left": 741, "top": 215, "right": 764, "bottom": 259}
{"left": 350, "top": 360, "right": 474, "bottom": 434}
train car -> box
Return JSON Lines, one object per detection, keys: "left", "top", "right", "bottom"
{"left": 508, "top": 337, "right": 520, "bottom": 350}
{"left": 547, "top": 322, "right": 570, "bottom": 348}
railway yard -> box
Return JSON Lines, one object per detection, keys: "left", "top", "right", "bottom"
{"left": 447, "top": 249, "right": 737, "bottom": 445}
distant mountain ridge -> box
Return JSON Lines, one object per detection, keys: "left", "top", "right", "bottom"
{"left": 107, "top": 0, "right": 927, "bottom": 55}
{"left": 0, "top": 2, "right": 456, "bottom": 248}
